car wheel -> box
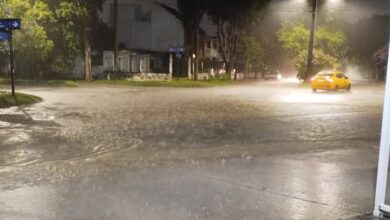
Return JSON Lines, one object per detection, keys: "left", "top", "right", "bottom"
{"left": 346, "top": 84, "right": 351, "bottom": 91}
{"left": 334, "top": 85, "right": 339, "bottom": 91}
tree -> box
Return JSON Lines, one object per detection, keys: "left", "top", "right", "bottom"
{"left": 237, "top": 36, "right": 263, "bottom": 79}
{"left": 345, "top": 15, "right": 390, "bottom": 80}
{"left": 295, "top": 49, "right": 339, "bottom": 80}
{"left": 277, "top": 23, "right": 346, "bottom": 80}
{"left": 208, "top": 0, "right": 271, "bottom": 80}
{"left": 0, "top": 0, "right": 54, "bottom": 78}
{"left": 372, "top": 45, "right": 388, "bottom": 80}
{"left": 277, "top": 23, "right": 346, "bottom": 59}
{"left": 0, "top": 0, "right": 107, "bottom": 79}
{"left": 276, "top": 24, "right": 310, "bottom": 58}
{"left": 177, "top": 0, "right": 206, "bottom": 81}
{"left": 54, "top": 0, "right": 105, "bottom": 81}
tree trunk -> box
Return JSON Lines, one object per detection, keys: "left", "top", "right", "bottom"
{"left": 216, "top": 61, "right": 220, "bottom": 79}
{"left": 244, "top": 60, "right": 249, "bottom": 80}
{"left": 84, "top": 29, "right": 92, "bottom": 82}
{"left": 225, "top": 62, "right": 232, "bottom": 80}
{"left": 113, "top": 0, "right": 118, "bottom": 73}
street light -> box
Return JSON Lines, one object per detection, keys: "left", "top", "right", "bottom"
{"left": 305, "top": 0, "right": 318, "bottom": 81}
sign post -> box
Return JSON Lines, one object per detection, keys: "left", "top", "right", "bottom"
{"left": 169, "top": 47, "right": 184, "bottom": 81}
{"left": 0, "top": 19, "right": 21, "bottom": 96}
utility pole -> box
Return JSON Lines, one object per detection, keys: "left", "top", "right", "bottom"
{"left": 306, "top": 0, "right": 318, "bottom": 81}
{"left": 113, "top": 0, "right": 118, "bottom": 74}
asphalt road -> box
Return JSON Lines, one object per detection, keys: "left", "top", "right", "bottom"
{"left": 0, "top": 80, "right": 387, "bottom": 219}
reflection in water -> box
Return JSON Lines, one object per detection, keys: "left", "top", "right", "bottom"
{"left": 285, "top": 160, "right": 342, "bottom": 219}
{"left": 6, "top": 131, "right": 31, "bottom": 143}
{"left": 280, "top": 92, "right": 346, "bottom": 104}
{"left": 0, "top": 185, "right": 57, "bottom": 219}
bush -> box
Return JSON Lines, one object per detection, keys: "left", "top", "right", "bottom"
{"left": 295, "top": 49, "right": 339, "bottom": 80}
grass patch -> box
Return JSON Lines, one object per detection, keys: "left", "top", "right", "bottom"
{"left": 0, "top": 78, "right": 79, "bottom": 87}
{"left": 91, "top": 78, "right": 235, "bottom": 88}
{"left": 0, "top": 92, "right": 43, "bottom": 108}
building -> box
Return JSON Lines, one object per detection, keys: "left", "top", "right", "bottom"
{"left": 99, "top": 0, "right": 185, "bottom": 75}
{"left": 101, "top": 0, "right": 184, "bottom": 53}
{"left": 73, "top": 0, "right": 220, "bottom": 79}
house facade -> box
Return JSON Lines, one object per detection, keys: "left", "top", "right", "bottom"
{"left": 73, "top": 0, "right": 220, "bottom": 78}
{"left": 101, "top": 0, "right": 185, "bottom": 53}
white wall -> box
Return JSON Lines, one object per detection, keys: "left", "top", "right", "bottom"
{"left": 101, "top": 0, "right": 184, "bottom": 52}
{"left": 150, "top": 4, "right": 184, "bottom": 51}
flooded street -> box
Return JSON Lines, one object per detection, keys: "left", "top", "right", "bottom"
{"left": 0, "top": 81, "right": 385, "bottom": 219}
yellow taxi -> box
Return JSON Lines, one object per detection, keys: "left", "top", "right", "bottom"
{"left": 311, "top": 70, "right": 351, "bottom": 92}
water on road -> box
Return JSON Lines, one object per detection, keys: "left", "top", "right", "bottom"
{"left": 0, "top": 81, "right": 386, "bottom": 219}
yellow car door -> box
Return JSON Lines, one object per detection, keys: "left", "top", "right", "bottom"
{"left": 335, "top": 73, "right": 345, "bottom": 89}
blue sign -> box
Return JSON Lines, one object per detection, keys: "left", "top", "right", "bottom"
{"left": 0, "top": 19, "right": 21, "bottom": 30}
{"left": 0, "top": 31, "right": 10, "bottom": 41}
{"left": 169, "top": 47, "right": 184, "bottom": 54}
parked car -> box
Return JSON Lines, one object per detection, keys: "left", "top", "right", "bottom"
{"left": 311, "top": 70, "right": 351, "bottom": 92}
{"left": 264, "top": 70, "right": 282, "bottom": 81}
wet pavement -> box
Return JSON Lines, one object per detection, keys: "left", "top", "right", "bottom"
{"left": 0, "top": 80, "right": 388, "bottom": 219}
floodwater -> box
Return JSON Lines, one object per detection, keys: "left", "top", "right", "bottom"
{"left": 0, "top": 80, "right": 386, "bottom": 219}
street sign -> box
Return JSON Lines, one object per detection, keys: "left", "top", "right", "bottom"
{"left": 0, "top": 31, "right": 10, "bottom": 41}
{"left": 0, "top": 19, "right": 21, "bottom": 96}
{"left": 0, "top": 19, "right": 21, "bottom": 30}
{"left": 169, "top": 47, "right": 184, "bottom": 54}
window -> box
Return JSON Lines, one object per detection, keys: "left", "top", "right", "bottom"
{"left": 207, "top": 41, "right": 211, "bottom": 49}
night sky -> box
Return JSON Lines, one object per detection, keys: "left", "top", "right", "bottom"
{"left": 152, "top": 0, "right": 390, "bottom": 36}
